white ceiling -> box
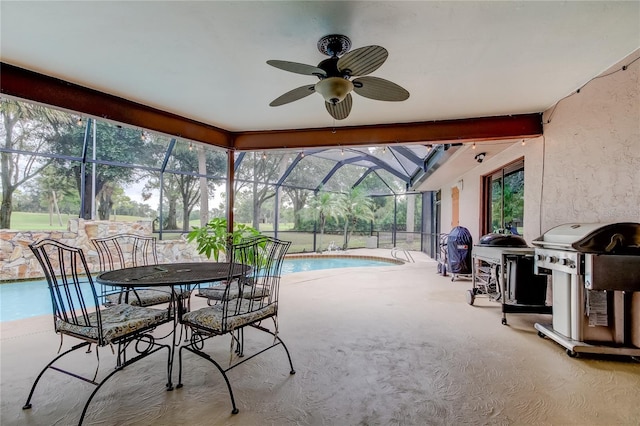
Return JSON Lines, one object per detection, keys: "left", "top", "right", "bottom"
{"left": 1, "top": 1, "right": 639, "bottom": 133}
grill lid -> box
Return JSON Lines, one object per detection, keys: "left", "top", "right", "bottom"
{"left": 533, "top": 222, "right": 640, "bottom": 254}
{"left": 478, "top": 233, "right": 528, "bottom": 247}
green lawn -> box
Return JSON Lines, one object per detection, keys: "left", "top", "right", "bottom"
{"left": 7, "top": 212, "right": 151, "bottom": 231}
{"left": 6, "top": 212, "right": 294, "bottom": 233}
{"left": 186, "top": 220, "right": 294, "bottom": 232}
{"left": 6, "top": 212, "right": 422, "bottom": 253}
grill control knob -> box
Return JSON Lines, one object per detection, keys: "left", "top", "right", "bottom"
{"left": 559, "top": 258, "right": 568, "bottom": 266}
{"left": 536, "top": 254, "right": 545, "bottom": 261}
{"left": 546, "top": 256, "right": 558, "bottom": 263}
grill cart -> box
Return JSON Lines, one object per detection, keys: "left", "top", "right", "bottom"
{"left": 468, "top": 233, "right": 551, "bottom": 325}
{"left": 436, "top": 233, "right": 449, "bottom": 276}
{"left": 447, "top": 226, "right": 473, "bottom": 281}
{"left": 533, "top": 222, "right": 640, "bottom": 358}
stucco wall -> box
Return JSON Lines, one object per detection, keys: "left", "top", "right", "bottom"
{"left": 435, "top": 49, "right": 640, "bottom": 346}
{"left": 540, "top": 50, "right": 640, "bottom": 229}
{"left": 439, "top": 49, "right": 639, "bottom": 243}
{"left": 449, "top": 139, "right": 544, "bottom": 243}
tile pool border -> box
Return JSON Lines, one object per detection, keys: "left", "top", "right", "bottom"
{"left": 284, "top": 254, "right": 404, "bottom": 265}
{"left": 0, "top": 255, "right": 404, "bottom": 285}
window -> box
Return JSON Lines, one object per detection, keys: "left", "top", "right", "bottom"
{"left": 482, "top": 159, "right": 524, "bottom": 235}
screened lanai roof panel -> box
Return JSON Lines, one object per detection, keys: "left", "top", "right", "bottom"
{"left": 364, "top": 168, "right": 408, "bottom": 195}
{"left": 260, "top": 145, "right": 430, "bottom": 195}
{"left": 388, "top": 147, "right": 424, "bottom": 176}
{"left": 358, "top": 170, "right": 396, "bottom": 195}
{"left": 165, "top": 139, "right": 227, "bottom": 177}
{"left": 89, "top": 122, "right": 170, "bottom": 169}
{"left": 234, "top": 151, "right": 292, "bottom": 184}
{"left": 280, "top": 154, "right": 336, "bottom": 190}
{"left": 321, "top": 164, "right": 370, "bottom": 193}
{"left": 309, "top": 146, "right": 423, "bottom": 184}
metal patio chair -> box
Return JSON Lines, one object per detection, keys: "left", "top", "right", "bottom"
{"left": 92, "top": 233, "right": 190, "bottom": 308}
{"left": 24, "top": 239, "right": 173, "bottom": 425}
{"left": 196, "top": 235, "right": 273, "bottom": 305}
{"left": 177, "top": 235, "right": 295, "bottom": 414}
{"left": 195, "top": 234, "right": 281, "bottom": 351}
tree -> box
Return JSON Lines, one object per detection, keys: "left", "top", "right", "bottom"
{"left": 235, "top": 152, "right": 287, "bottom": 230}
{"left": 337, "top": 187, "right": 375, "bottom": 249}
{"left": 112, "top": 194, "right": 155, "bottom": 218}
{"left": 53, "top": 120, "right": 157, "bottom": 220}
{"left": 0, "top": 99, "right": 73, "bottom": 228}
{"left": 280, "top": 154, "right": 329, "bottom": 231}
{"left": 306, "top": 191, "right": 341, "bottom": 253}
{"left": 144, "top": 141, "right": 226, "bottom": 230}
{"left": 282, "top": 187, "right": 310, "bottom": 230}
{"left": 490, "top": 169, "right": 524, "bottom": 232}
{"left": 37, "top": 165, "right": 79, "bottom": 224}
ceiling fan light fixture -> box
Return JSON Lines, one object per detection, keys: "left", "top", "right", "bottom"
{"left": 315, "top": 77, "right": 354, "bottom": 105}
{"left": 268, "top": 35, "right": 408, "bottom": 119}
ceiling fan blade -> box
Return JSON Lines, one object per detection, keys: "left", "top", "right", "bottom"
{"left": 325, "top": 94, "right": 352, "bottom": 120}
{"left": 269, "top": 85, "right": 316, "bottom": 107}
{"left": 352, "top": 76, "right": 410, "bottom": 101}
{"left": 267, "top": 60, "right": 327, "bottom": 77}
{"left": 337, "top": 45, "right": 388, "bottom": 76}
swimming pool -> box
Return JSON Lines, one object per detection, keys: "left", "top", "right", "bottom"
{"left": 0, "top": 256, "right": 397, "bottom": 322}
{"left": 280, "top": 256, "right": 397, "bottom": 274}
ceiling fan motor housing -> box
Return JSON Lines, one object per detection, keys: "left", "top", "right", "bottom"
{"left": 318, "top": 57, "right": 343, "bottom": 77}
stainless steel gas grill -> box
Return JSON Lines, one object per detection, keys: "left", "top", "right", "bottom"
{"left": 532, "top": 222, "right": 640, "bottom": 357}
{"left": 468, "top": 233, "right": 551, "bottom": 325}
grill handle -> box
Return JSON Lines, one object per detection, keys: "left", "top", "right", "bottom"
{"left": 531, "top": 240, "right": 573, "bottom": 249}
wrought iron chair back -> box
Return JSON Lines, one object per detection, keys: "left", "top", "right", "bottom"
{"left": 177, "top": 235, "right": 295, "bottom": 414}
{"left": 24, "top": 239, "right": 172, "bottom": 425}
{"left": 92, "top": 233, "right": 157, "bottom": 271}
{"left": 196, "top": 234, "right": 289, "bottom": 304}
{"left": 220, "top": 235, "right": 291, "bottom": 328}
{"left": 30, "top": 238, "right": 104, "bottom": 339}
{"left": 92, "top": 234, "right": 181, "bottom": 307}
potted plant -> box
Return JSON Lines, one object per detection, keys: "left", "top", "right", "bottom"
{"left": 186, "top": 217, "right": 260, "bottom": 261}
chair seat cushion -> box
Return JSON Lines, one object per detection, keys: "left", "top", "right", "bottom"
{"left": 105, "top": 286, "right": 190, "bottom": 307}
{"left": 56, "top": 304, "right": 170, "bottom": 344}
{"left": 182, "top": 300, "right": 276, "bottom": 332}
{"left": 197, "top": 283, "right": 269, "bottom": 301}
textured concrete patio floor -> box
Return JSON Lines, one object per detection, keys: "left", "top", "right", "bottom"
{"left": 1, "top": 250, "right": 639, "bottom": 425}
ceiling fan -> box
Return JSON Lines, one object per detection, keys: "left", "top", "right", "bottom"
{"left": 267, "top": 34, "right": 410, "bottom": 120}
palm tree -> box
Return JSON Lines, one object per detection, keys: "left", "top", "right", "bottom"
{"left": 307, "top": 191, "right": 341, "bottom": 253}
{"left": 338, "top": 187, "right": 375, "bottom": 249}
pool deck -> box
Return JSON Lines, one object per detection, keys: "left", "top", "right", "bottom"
{"left": 2, "top": 249, "right": 639, "bottom": 425}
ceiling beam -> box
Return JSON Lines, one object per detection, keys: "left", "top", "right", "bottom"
{"left": 1, "top": 63, "right": 542, "bottom": 153}
{"left": 232, "top": 113, "right": 542, "bottom": 151}
{"left": 0, "top": 62, "right": 233, "bottom": 148}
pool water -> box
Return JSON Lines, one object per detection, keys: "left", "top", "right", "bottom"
{"left": 0, "top": 257, "right": 393, "bottom": 322}
{"left": 280, "top": 257, "right": 392, "bottom": 274}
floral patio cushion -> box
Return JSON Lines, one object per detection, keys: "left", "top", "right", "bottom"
{"left": 55, "top": 304, "right": 170, "bottom": 344}
{"left": 181, "top": 300, "right": 276, "bottom": 332}
{"left": 106, "top": 286, "right": 189, "bottom": 306}
{"left": 197, "top": 283, "right": 270, "bottom": 301}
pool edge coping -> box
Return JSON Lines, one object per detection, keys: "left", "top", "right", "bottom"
{"left": 284, "top": 253, "right": 404, "bottom": 265}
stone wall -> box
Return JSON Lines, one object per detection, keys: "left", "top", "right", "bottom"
{"left": 0, "top": 219, "right": 205, "bottom": 282}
